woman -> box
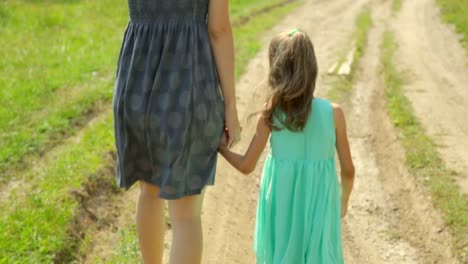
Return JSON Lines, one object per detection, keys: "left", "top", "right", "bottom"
{"left": 112, "top": 0, "right": 241, "bottom": 263}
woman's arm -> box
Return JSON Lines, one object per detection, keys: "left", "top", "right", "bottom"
{"left": 219, "top": 116, "right": 271, "bottom": 174}
{"left": 332, "top": 103, "right": 355, "bottom": 218}
{"left": 208, "top": 0, "right": 241, "bottom": 148}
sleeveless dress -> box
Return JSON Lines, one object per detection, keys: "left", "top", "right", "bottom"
{"left": 113, "top": 0, "right": 224, "bottom": 199}
{"left": 254, "top": 98, "right": 344, "bottom": 263}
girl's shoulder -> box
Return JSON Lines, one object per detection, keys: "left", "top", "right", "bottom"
{"left": 312, "top": 98, "right": 343, "bottom": 126}
{"left": 312, "top": 97, "right": 336, "bottom": 112}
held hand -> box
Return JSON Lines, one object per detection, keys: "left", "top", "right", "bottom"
{"left": 219, "top": 130, "right": 229, "bottom": 150}
{"left": 224, "top": 104, "right": 241, "bottom": 148}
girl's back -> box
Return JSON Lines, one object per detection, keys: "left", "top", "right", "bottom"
{"left": 255, "top": 98, "right": 344, "bottom": 264}
{"left": 270, "top": 98, "right": 335, "bottom": 161}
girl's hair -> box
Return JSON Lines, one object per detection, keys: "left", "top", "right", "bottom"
{"left": 263, "top": 29, "right": 318, "bottom": 131}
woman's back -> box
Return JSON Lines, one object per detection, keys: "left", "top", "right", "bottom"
{"left": 128, "top": 0, "right": 209, "bottom": 22}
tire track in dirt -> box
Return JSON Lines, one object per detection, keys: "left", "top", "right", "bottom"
{"left": 0, "top": 86, "right": 111, "bottom": 185}
{"left": 340, "top": 1, "right": 458, "bottom": 263}
{"left": 392, "top": 0, "right": 468, "bottom": 193}
{"left": 0, "top": 109, "right": 110, "bottom": 205}
{"left": 0, "top": 108, "right": 118, "bottom": 263}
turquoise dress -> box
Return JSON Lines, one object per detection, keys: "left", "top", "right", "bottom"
{"left": 254, "top": 98, "right": 344, "bottom": 263}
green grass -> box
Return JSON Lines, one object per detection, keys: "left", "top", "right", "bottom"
{"left": 328, "top": 8, "right": 372, "bottom": 101}
{"left": 106, "top": 226, "right": 142, "bottom": 264}
{"left": 0, "top": 116, "right": 115, "bottom": 263}
{"left": 436, "top": 0, "right": 468, "bottom": 50}
{"left": 0, "top": 0, "right": 301, "bottom": 263}
{"left": 392, "top": 0, "right": 402, "bottom": 13}
{"left": 0, "top": 0, "right": 127, "bottom": 177}
{"left": 234, "top": 2, "right": 300, "bottom": 79}
{"left": 381, "top": 31, "right": 468, "bottom": 262}
{"left": 230, "top": 0, "right": 289, "bottom": 19}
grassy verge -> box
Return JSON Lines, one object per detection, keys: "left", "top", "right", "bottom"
{"left": 0, "top": 0, "right": 127, "bottom": 178}
{"left": 231, "top": 0, "right": 290, "bottom": 20}
{"left": 234, "top": 1, "right": 300, "bottom": 79}
{"left": 0, "top": 88, "right": 111, "bottom": 180}
{"left": 435, "top": 0, "right": 468, "bottom": 50}
{"left": 328, "top": 8, "right": 372, "bottom": 101}
{"left": 106, "top": 226, "right": 141, "bottom": 264}
{"left": 0, "top": 116, "right": 115, "bottom": 263}
{"left": 381, "top": 31, "right": 468, "bottom": 262}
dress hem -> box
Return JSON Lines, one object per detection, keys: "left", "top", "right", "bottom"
{"left": 118, "top": 177, "right": 214, "bottom": 200}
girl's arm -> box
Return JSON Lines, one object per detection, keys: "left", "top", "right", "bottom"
{"left": 219, "top": 116, "right": 271, "bottom": 175}
{"left": 332, "top": 103, "right": 355, "bottom": 218}
{"left": 208, "top": 0, "right": 241, "bottom": 148}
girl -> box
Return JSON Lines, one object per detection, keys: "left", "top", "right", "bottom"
{"left": 219, "top": 29, "right": 355, "bottom": 263}
{"left": 113, "top": 0, "right": 241, "bottom": 263}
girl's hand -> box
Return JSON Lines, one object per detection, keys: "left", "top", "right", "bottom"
{"left": 341, "top": 199, "right": 349, "bottom": 218}
{"left": 224, "top": 104, "right": 241, "bottom": 148}
{"left": 219, "top": 130, "right": 229, "bottom": 150}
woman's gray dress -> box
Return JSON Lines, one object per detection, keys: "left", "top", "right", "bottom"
{"left": 113, "top": 0, "right": 224, "bottom": 199}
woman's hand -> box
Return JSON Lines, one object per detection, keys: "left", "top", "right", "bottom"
{"left": 224, "top": 103, "right": 241, "bottom": 148}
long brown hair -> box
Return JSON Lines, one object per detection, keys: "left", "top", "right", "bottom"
{"left": 263, "top": 29, "right": 318, "bottom": 131}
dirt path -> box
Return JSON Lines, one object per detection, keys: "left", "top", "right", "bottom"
{"left": 85, "top": 0, "right": 462, "bottom": 263}
{"left": 341, "top": 1, "right": 458, "bottom": 263}
{"left": 392, "top": 0, "right": 468, "bottom": 193}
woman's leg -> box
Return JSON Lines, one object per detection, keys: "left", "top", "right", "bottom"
{"left": 136, "top": 181, "right": 166, "bottom": 264}
{"left": 168, "top": 190, "right": 205, "bottom": 264}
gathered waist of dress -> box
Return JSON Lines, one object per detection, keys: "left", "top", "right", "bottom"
{"left": 268, "top": 153, "right": 335, "bottom": 163}
{"left": 129, "top": 15, "right": 207, "bottom": 25}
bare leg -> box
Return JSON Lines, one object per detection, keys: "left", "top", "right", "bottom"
{"left": 136, "top": 181, "right": 166, "bottom": 264}
{"left": 168, "top": 190, "right": 205, "bottom": 264}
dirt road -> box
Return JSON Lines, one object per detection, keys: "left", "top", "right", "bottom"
{"left": 340, "top": 1, "right": 458, "bottom": 263}
{"left": 392, "top": 0, "right": 468, "bottom": 194}
{"left": 86, "top": 0, "right": 465, "bottom": 263}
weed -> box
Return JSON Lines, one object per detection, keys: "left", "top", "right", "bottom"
{"left": 436, "top": 0, "right": 468, "bottom": 50}
{"left": 392, "top": 0, "right": 402, "bottom": 14}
